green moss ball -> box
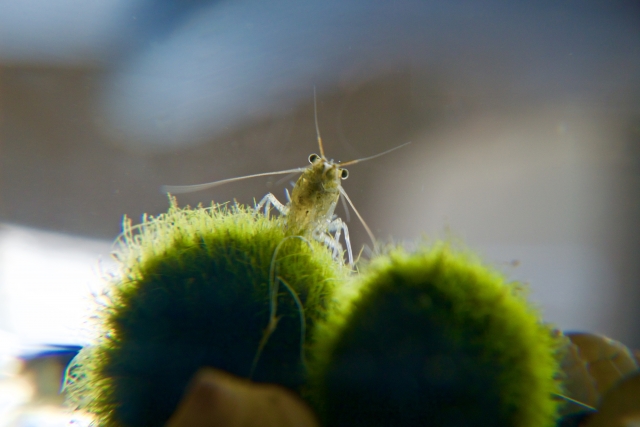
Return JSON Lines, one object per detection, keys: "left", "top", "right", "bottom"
{"left": 309, "top": 243, "right": 561, "bottom": 427}
{"left": 65, "top": 200, "right": 347, "bottom": 427}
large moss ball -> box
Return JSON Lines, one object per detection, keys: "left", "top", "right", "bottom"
{"left": 309, "top": 244, "right": 561, "bottom": 427}
{"left": 65, "top": 200, "right": 347, "bottom": 427}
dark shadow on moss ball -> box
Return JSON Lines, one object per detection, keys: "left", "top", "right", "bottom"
{"left": 322, "top": 284, "right": 506, "bottom": 427}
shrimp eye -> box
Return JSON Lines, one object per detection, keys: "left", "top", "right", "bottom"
{"left": 340, "top": 169, "right": 349, "bottom": 180}
{"left": 309, "top": 154, "right": 320, "bottom": 163}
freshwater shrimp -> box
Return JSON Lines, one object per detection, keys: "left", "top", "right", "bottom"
{"left": 162, "top": 102, "right": 409, "bottom": 265}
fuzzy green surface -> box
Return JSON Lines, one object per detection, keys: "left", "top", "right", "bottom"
{"left": 309, "top": 243, "right": 561, "bottom": 427}
{"left": 65, "top": 200, "right": 347, "bottom": 427}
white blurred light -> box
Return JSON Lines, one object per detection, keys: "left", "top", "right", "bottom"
{"left": 0, "top": 225, "right": 114, "bottom": 348}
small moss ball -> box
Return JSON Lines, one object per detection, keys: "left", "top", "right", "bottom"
{"left": 309, "top": 243, "right": 561, "bottom": 427}
{"left": 65, "top": 200, "right": 347, "bottom": 427}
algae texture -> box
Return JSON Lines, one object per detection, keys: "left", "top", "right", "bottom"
{"left": 65, "top": 200, "right": 347, "bottom": 427}
{"left": 309, "top": 244, "right": 562, "bottom": 427}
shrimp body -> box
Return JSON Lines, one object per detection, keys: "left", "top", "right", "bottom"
{"left": 254, "top": 152, "right": 352, "bottom": 264}
{"left": 285, "top": 154, "right": 345, "bottom": 237}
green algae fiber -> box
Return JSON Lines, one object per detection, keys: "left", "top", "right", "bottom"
{"left": 308, "top": 243, "right": 562, "bottom": 427}
{"left": 64, "top": 199, "right": 348, "bottom": 427}
{"left": 63, "top": 197, "right": 563, "bottom": 427}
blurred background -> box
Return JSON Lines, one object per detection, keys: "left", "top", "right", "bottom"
{"left": 0, "top": 0, "right": 639, "bottom": 424}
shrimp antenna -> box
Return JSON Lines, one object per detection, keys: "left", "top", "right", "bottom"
{"left": 339, "top": 141, "right": 411, "bottom": 167}
{"left": 313, "top": 86, "right": 326, "bottom": 158}
{"left": 339, "top": 191, "right": 351, "bottom": 222}
{"left": 161, "top": 168, "right": 304, "bottom": 194}
{"left": 552, "top": 393, "right": 596, "bottom": 411}
{"left": 339, "top": 186, "right": 375, "bottom": 245}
